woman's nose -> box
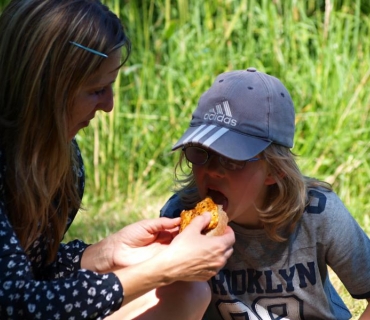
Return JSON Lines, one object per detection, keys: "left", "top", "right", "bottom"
{"left": 97, "top": 87, "right": 114, "bottom": 113}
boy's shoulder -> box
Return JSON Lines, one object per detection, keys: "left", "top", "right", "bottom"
{"left": 305, "top": 186, "right": 345, "bottom": 216}
{"left": 303, "top": 186, "right": 358, "bottom": 235}
{"left": 160, "top": 193, "right": 184, "bottom": 218}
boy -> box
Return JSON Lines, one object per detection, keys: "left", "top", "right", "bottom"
{"left": 161, "top": 67, "right": 370, "bottom": 319}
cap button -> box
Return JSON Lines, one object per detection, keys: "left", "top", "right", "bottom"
{"left": 247, "top": 67, "right": 257, "bottom": 72}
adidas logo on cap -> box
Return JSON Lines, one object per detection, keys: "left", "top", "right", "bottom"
{"left": 204, "top": 100, "right": 237, "bottom": 126}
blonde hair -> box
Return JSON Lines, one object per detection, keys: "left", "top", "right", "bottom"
{"left": 174, "top": 144, "right": 332, "bottom": 242}
{"left": 0, "top": 0, "right": 130, "bottom": 262}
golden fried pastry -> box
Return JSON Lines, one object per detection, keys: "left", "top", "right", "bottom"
{"left": 179, "top": 197, "right": 228, "bottom": 236}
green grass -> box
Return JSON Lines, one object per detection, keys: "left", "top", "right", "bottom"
{"left": 1, "top": 0, "right": 369, "bottom": 317}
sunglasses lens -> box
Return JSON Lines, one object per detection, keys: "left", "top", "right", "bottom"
{"left": 219, "top": 157, "right": 245, "bottom": 170}
{"left": 184, "top": 147, "right": 208, "bottom": 165}
{"left": 184, "top": 146, "right": 250, "bottom": 170}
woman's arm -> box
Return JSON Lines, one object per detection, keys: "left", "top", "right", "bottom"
{"left": 81, "top": 214, "right": 235, "bottom": 306}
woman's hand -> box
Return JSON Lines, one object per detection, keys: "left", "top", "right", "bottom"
{"left": 108, "top": 217, "right": 181, "bottom": 268}
{"left": 112, "top": 213, "right": 235, "bottom": 304}
{"left": 156, "top": 212, "right": 235, "bottom": 282}
{"left": 81, "top": 217, "right": 182, "bottom": 272}
{"left": 82, "top": 213, "right": 235, "bottom": 285}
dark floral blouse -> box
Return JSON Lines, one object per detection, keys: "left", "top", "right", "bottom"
{"left": 0, "top": 140, "right": 123, "bottom": 319}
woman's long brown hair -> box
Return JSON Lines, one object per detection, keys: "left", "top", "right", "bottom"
{"left": 0, "top": 0, "right": 130, "bottom": 263}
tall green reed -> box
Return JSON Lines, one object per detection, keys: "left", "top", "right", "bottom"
{"left": 79, "top": 0, "right": 369, "bottom": 222}
{"left": 0, "top": 1, "right": 369, "bottom": 228}
{"left": 76, "top": 0, "right": 370, "bottom": 224}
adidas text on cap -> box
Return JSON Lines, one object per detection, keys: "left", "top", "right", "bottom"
{"left": 172, "top": 67, "right": 295, "bottom": 160}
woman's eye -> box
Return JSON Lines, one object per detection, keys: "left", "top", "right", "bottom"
{"left": 94, "top": 88, "right": 106, "bottom": 96}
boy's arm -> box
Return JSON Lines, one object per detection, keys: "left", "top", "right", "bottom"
{"left": 358, "top": 299, "right": 370, "bottom": 320}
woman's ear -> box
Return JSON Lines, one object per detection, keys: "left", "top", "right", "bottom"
{"left": 264, "top": 171, "right": 286, "bottom": 186}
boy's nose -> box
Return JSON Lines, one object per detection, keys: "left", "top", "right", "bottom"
{"left": 205, "top": 155, "right": 226, "bottom": 177}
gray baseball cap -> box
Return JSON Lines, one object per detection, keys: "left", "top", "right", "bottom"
{"left": 172, "top": 67, "right": 295, "bottom": 160}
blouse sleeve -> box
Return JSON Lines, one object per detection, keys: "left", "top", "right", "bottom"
{"left": 41, "top": 240, "right": 90, "bottom": 279}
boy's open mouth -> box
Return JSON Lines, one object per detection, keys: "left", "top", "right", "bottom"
{"left": 207, "top": 189, "right": 228, "bottom": 211}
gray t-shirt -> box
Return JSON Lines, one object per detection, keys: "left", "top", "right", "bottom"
{"left": 160, "top": 188, "right": 370, "bottom": 320}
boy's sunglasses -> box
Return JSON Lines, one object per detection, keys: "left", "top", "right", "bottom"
{"left": 182, "top": 146, "right": 263, "bottom": 171}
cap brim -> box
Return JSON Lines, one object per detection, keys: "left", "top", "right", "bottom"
{"left": 172, "top": 125, "right": 272, "bottom": 160}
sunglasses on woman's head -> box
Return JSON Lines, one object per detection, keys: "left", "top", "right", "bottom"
{"left": 182, "top": 146, "right": 263, "bottom": 171}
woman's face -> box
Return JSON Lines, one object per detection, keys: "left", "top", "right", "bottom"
{"left": 191, "top": 149, "right": 276, "bottom": 229}
{"left": 67, "top": 49, "right": 122, "bottom": 140}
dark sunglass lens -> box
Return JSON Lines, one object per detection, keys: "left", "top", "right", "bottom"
{"left": 185, "top": 147, "right": 208, "bottom": 165}
{"left": 219, "top": 156, "right": 245, "bottom": 170}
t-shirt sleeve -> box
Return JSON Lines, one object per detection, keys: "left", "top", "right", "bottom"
{"left": 0, "top": 200, "right": 124, "bottom": 319}
{"left": 315, "top": 190, "right": 370, "bottom": 299}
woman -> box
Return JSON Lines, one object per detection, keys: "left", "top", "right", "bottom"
{"left": 0, "top": 1, "right": 235, "bottom": 319}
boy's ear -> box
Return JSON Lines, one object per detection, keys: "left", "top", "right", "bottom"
{"left": 264, "top": 171, "right": 286, "bottom": 186}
